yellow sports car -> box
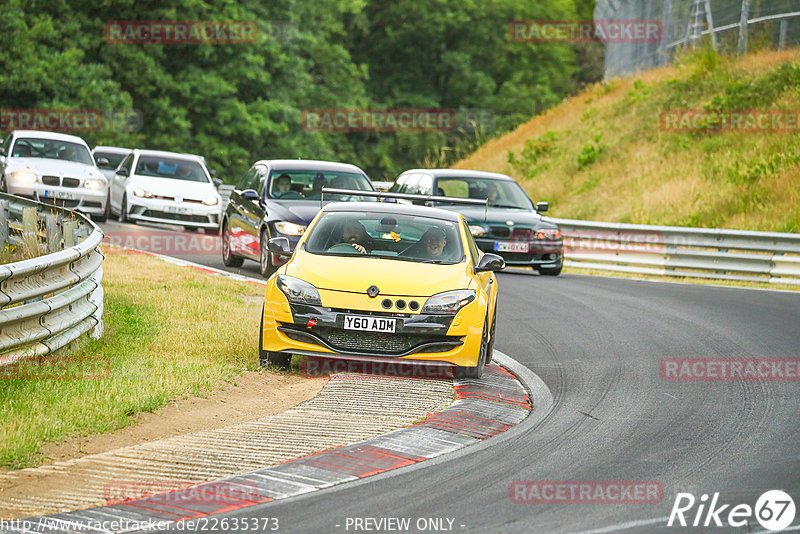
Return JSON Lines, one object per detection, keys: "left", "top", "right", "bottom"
{"left": 259, "top": 194, "right": 505, "bottom": 379}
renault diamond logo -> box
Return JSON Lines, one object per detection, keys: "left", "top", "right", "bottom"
{"left": 367, "top": 285, "right": 380, "bottom": 298}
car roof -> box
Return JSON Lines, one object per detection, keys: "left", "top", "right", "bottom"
{"left": 322, "top": 201, "right": 463, "bottom": 222}
{"left": 11, "top": 130, "right": 89, "bottom": 145}
{"left": 135, "top": 149, "right": 206, "bottom": 163}
{"left": 254, "top": 159, "right": 366, "bottom": 174}
{"left": 93, "top": 146, "right": 133, "bottom": 154}
{"left": 401, "top": 168, "right": 515, "bottom": 181}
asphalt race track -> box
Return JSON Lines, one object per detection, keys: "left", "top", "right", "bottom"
{"left": 102, "top": 221, "right": 800, "bottom": 533}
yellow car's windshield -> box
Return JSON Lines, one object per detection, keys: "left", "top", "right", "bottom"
{"left": 304, "top": 211, "right": 464, "bottom": 264}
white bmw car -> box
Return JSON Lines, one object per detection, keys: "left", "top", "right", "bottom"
{"left": 0, "top": 130, "right": 109, "bottom": 221}
{"left": 108, "top": 149, "right": 221, "bottom": 231}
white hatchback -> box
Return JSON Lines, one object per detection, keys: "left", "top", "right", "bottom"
{"left": 109, "top": 149, "right": 221, "bottom": 231}
{"left": 0, "top": 130, "right": 109, "bottom": 221}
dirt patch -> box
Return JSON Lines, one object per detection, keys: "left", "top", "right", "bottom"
{"left": 36, "top": 370, "right": 325, "bottom": 465}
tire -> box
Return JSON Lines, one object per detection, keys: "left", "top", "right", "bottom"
{"left": 0, "top": 174, "right": 7, "bottom": 193}
{"left": 455, "top": 319, "right": 488, "bottom": 379}
{"left": 118, "top": 194, "right": 129, "bottom": 223}
{"left": 222, "top": 221, "right": 244, "bottom": 267}
{"left": 259, "top": 306, "right": 291, "bottom": 368}
{"left": 95, "top": 194, "right": 110, "bottom": 223}
{"left": 259, "top": 229, "right": 277, "bottom": 278}
{"left": 485, "top": 303, "right": 497, "bottom": 365}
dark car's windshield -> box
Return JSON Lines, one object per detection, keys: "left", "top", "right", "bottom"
{"left": 268, "top": 170, "right": 374, "bottom": 201}
{"left": 12, "top": 138, "right": 94, "bottom": 165}
{"left": 94, "top": 151, "right": 128, "bottom": 169}
{"left": 305, "top": 211, "right": 464, "bottom": 264}
{"left": 135, "top": 156, "right": 209, "bottom": 182}
{"left": 438, "top": 177, "right": 533, "bottom": 209}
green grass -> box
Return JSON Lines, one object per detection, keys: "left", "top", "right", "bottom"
{"left": 0, "top": 251, "right": 265, "bottom": 469}
{"left": 456, "top": 48, "right": 800, "bottom": 233}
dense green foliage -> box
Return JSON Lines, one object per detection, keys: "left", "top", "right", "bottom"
{"left": 0, "top": 0, "right": 594, "bottom": 181}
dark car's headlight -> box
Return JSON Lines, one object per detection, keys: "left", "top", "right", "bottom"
{"left": 274, "top": 221, "right": 307, "bottom": 236}
{"left": 276, "top": 275, "right": 321, "bottom": 305}
{"left": 535, "top": 229, "right": 561, "bottom": 240}
{"left": 421, "top": 289, "right": 476, "bottom": 315}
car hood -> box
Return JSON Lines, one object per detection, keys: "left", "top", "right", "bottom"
{"left": 5, "top": 157, "right": 105, "bottom": 181}
{"left": 284, "top": 249, "right": 471, "bottom": 297}
{"left": 129, "top": 176, "right": 218, "bottom": 201}
{"left": 438, "top": 204, "right": 558, "bottom": 229}
{"left": 266, "top": 200, "right": 324, "bottom": 225}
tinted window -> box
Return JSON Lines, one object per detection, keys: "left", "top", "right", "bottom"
{"left": 135, "top": 156, "right": 209, "bottom": 183}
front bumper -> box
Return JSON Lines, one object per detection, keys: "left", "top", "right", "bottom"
{"left": 475, "top": 237, "right": 563, "bottom": 267}
{"left": 128, "top": 197, "right": 220, "bottom": 229}
{"left": 8, "top": 183, "right": 107, "bottom": 215}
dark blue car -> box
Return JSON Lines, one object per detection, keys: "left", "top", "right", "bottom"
{"left": 222, "top": 159, "right": 376, "bottom": 277}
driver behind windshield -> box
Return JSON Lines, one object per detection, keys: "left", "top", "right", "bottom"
{"left": 337, "top": 220, "right": 373, "bottom": 254}
{"left": 272, "top": 174, "right": 292, "bottom": 198}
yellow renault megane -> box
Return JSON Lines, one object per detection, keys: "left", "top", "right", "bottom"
{"left": 259, "top": 192, "right": 505, "bottom": 378}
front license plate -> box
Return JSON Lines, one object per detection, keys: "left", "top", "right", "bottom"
{"left": 344, "top": 315, "right": 396, "bottom": 333}
{"left": 44, "top": 190, "right": 77, "bottom": 200}
{"left": 166, "top": 205, "right": 189, "bottom": 214}
{"left": 494, "top": 241, "right": 528, "bottom": 253}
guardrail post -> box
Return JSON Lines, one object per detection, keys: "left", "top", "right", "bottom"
{"left": 779, "top": 20, "right": 788, "bottom": 49}
{"left": 22, "top": 207, "right": 39, "bottom": 258}
{"left": 45, "top": 213, "right": 59, "bottom": 253}
{"left": 0, "top": 199, "right": 8, "bottom": 249}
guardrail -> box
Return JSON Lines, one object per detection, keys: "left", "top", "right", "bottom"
{"left": 0, "top": 193, "right": 104, "bottom": 366}
{"left": 548, "top": 217, "right": 800, "bottom": 286}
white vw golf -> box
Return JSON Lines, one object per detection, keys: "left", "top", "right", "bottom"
{"left": 109, "top": 149, "right": 221, "bottom": 231}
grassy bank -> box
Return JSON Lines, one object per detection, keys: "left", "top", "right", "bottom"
{"left": 455, "top": 48, "right": 800, "bottom": 233}
{"left": 0, "top": 250, "right": 265, "bottom": 469}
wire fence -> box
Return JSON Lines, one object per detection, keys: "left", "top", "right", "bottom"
{"left": 597, "top": 0, "right": 800, "bottom": 78}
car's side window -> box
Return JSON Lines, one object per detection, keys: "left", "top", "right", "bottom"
{"left": 416, "top": 174, "right": 433, "bottom": 196}
{"left": 403, "top": 173, "right": 422, "bottom": 194}
{"left": 389, "top": 174, "right": 408, "bottom": 193}
{"left": 119, "top": 153, "right": 134, "bottom": 173}
{"left": 462, "top": 219, "right": 480, "bottom": 266}
{"left": 1, "top": 135, "right": 11, "bottom": 156}
{"left": 254, "top": 165, "right": 268, "bottom": 196}
{"left": 237, "top": 167, "right": 259, "bottom": 191}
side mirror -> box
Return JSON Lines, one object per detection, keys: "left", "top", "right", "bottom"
{"left": 268, "top": 237, "right": 292, "bottom": 257}
{"left": 212, "top": 177, "right": 223, "bottom": 188}
{"left": 475, "top": 253, "right": 505, "bottom": 273}
{"left": 96, "top": 157, "right": 110, "bottom": 168}
{"left": 241, "top": 189, "right": 260, "bottom": 202}
{"left": 115, "top": 167, "right": 129, "bottom": 177}
{"left": 536, "top": 201, "right": 549, "bottom": 213}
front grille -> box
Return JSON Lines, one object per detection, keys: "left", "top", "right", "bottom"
{"left": 39, "top": 197, "right": 80, "bottom": 208}
{"left": 62, "top": 177, "right": 80, "bottom": 188}
{"left": 141, "top": 210, "right": 207, "bottom": 223}
{"left": 155, "top": 195, "right": 174, "bottom": 201}
{"left": 284, "top": 326, "right": 458, "bottom": 355}
{"left": 84, "top": 201, "right": 102, "bottom": 208}
{"left": 42, "top": 176, "right": 60, "bottom": 186}
{"left": 490, "top": 226, "right": 510, "bottom": 238}
{"left": 185, "top": 199, "right": 203, "bottom": 204}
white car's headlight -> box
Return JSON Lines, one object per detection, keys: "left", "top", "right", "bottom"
{"left": 202, "top": 195, "right": 219, "bottom": 206}
{"left": 9, "top": 171, "right": 37, "bottom": 184}
{"left": 84, "top": 178, "right": 106, "bottom": 191}
{"left": 421, "top": 289, "right": 476, "bottom": 315}
{"left": 133, "top": 188, "right": 153, "bottom": 198}
{"left": 469, "top": 225, "right": 486, "bottom": 236}
{"left": 274, "top": 221, "right": 307, "bottom": 236}
{"left": 276, "top": 275, "right": 321, "bottom": 306}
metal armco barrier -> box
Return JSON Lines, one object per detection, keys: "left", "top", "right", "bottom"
{"left": 0, "top": 193, "right": 104, "bottom": 366}
{"left": 548, "top": 217, "right": 800, "bottom": 286}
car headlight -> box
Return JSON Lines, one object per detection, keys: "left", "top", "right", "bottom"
{"left": 276, "top": 275, "right": 321, "bottom": 306}
{"left": 202, "top": 195, "right": 219, "bottom": 206}
{"left": 469, "top": 225, "right": 486, "bottom": 237}
{"left": 535, "top": 229, "right": 561, "bottom": 240}
{"left": 84, "top": 178, "right": 106, "bottom": 191}
{"left": 421, "top": 289, "right": 476, "bottom": 315}
{"left": 133, "top": 188, "right": 153, "bottom": 198}
{"left": 274, "top": 221, "right": 307, "bottom": 236}
{"left": 9, "top": 171, "right": 37, "bottom": 184}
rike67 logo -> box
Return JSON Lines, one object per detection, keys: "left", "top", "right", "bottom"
{"left": 668, "top": 490, "right": 796, "bottom": 531}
